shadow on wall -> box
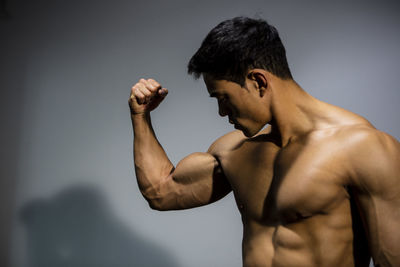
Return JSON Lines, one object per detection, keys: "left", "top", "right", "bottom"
{"left": 20, "top": 185, "right": 180, "bottom": 267}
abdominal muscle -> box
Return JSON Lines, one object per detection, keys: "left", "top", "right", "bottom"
{"left": 242, "top": 222, "right": 314, "bottom": 267}
{"left": 241, "top": 213, "right": 355, "bottom": 267}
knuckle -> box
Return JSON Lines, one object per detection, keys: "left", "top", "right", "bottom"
{"left": 149, "top": 79, "right": 160, "bottom": 87}
{"left": 134, "top": 91, "right": 142, "bottom": 97}
{"left": 147, "top": 85, "right": 156, "bottom": 92}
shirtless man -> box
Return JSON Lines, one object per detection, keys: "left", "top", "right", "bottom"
{"left": 129, "top": 17, "right": 400, "bottom": 266}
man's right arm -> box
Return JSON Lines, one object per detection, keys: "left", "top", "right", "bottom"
{"left": 129, "top": 79, "right": 232, "bottom": 210}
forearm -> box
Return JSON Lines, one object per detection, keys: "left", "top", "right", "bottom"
{"left": 128, "top": 78, "right": 226, "bottom": 210}
{"left": 131, "top": 112, "right": 174, "bottom": 197}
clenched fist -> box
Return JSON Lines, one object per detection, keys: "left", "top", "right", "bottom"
{"left": 129, "top": 78, "right": 168, "bottom": 115}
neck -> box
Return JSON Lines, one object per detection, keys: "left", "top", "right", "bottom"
{"left": 268, "top": 79, "right": 331, "bottom": 146}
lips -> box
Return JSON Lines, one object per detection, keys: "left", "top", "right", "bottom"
{"left": 228, "top": 117, "right": 242, "bottom": 130}
{"left": 230, "top": 120, "right": 241, "bottom": 129}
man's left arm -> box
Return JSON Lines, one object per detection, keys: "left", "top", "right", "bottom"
{"left": 347, "top": 129, "right": 400, "bottom": 267}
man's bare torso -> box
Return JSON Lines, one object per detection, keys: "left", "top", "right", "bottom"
{"left": 211, "top": 120, "right": 372, "bottom": 266}
{"left": 131, "top": 77, "right": 400, "bottom": 266}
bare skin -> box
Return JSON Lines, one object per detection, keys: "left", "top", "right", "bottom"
{"left": 129, "top": 71, "right": 400, "bottom": 267}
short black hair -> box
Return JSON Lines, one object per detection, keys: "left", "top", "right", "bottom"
{"left": 188, "top": 16, "right": 292, "bottom": 86}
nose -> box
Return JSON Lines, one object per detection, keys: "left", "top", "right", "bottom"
{"left": 218, "top": 101, "right": 228, "bottom": 117}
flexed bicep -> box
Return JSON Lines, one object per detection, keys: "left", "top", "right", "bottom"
{"left": 145, "top": 152, "right": 232, "bottom": 211}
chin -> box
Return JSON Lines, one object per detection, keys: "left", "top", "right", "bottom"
{"left": 241, "top": 125, "right": 264, "bottom": 137}
{"left": 241, "top": 128, "right": 256, "bottom": 137}
{"left": 234, "top": 121, "right": 263, "bottom": 137}
{"left": 242, "top": 131, "right": 253, "bottom": 137}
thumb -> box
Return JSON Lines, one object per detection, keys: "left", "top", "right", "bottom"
{"left": 158, "top": 88, "right": 168, "bottom": 97}
{"left": 146, "top": 88, "right": 168, "bottom": 110}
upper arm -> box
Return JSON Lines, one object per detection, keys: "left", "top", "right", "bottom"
{"left": 347, "top": 130, "right": 400, "bottom": 266}
{"left": 146, "top": 151, "right": 232, "bottom": 211}
{"left": 349, "top": 130, "right": 400, "bottom": 198}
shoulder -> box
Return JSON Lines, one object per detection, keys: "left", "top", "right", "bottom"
{"left": 338, "top": 125, "right": 400, "bottom": 194}
{"left": 311, "top": 121, "right": 399, "bottom": 153}
{"left": 207, "top": 130, "right": 247, "bottom": 156}
{"left": 308, "top": 123, "right": 399, "bottom": 192}
{"left": 207, "top": 127, "right": 276, "bottom": 157}
{"left": 337, "top": 124, "right": 400, "bottom": 159}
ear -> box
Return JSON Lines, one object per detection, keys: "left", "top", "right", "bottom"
{"left": 247, "top": 69, "right": 268, "bottom": 97}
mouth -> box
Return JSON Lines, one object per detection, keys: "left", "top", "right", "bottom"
{"left": 234, "top": 123, "right": 241, "bottom": 130}
{"left": 228, "top": 117, "right": 242, "bottom": 130}
{"left": 232, "top": 121, "right": 241, "bottom": 130}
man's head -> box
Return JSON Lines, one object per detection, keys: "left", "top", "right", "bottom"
{"left": 203, "top": 71, "right": 274, "bottom": 137}
{"left": 187, "top": 16, "right": 292, "bottom": 86}
{"left": 188, "top": 17, "right": 292, "bottom": 137}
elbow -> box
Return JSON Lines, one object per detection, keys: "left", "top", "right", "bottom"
{"left": 147, "top": 198, "right": 168, "bottom": 211}
{"left": 142, "top": 192, "right": 170, "bottom": 211}
{"left": 141, "top": 180, "right": 176, "bottom": 211}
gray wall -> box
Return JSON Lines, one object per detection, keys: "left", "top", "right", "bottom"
{"left": 1, "top": 1, "right": 399, "bottom": 266}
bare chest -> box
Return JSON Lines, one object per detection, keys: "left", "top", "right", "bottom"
{"left": 221, "top": 139, "right": 349, "bottom": 224}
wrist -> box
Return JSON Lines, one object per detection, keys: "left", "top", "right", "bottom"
{"left": 131, "top": 111, "right": 151, "bottom": 121}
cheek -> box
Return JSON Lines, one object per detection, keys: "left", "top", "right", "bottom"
{"left": 225, "top": 102, "right": 237, "bottom": 116}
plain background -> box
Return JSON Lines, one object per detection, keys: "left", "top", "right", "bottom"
{"left": 1, "top": 0, "right": 399, "bottom": 266}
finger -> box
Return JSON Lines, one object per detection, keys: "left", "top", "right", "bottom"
{"left": 139, "top": 80, "right": 159, "bottom": 100}
{"left": 137, "top": 82, "right": 152, "bottom": 96}
{"left": 139, "top": 78, "right": 157, "bottom": 93}
{"left": 134, "top": 87, "right": 146, "bottom": 104}
{"left": 147, "top": 79, "right": 162, "bottom": 92}
{"left": 131, "top": 82, "right": 146, "bottom": 95}
{"left": 158, "top": 88, "right": 168, "bottom": 97}
{"left": 131, "top": 84, "right": 138, "bottom": 96}
{"left": 139, "top": 78, "right": 151, "bottom": 89}
{"left": 138, "top": 83, "right": 155, "bottom": 102}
